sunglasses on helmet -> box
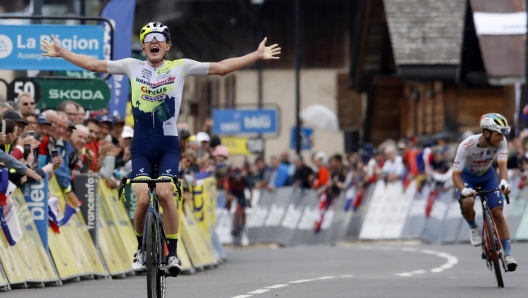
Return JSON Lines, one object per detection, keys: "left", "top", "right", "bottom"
{"left": 144, "top": 33, "right": 167, "bottom": 43}
{"left": 498, "top": 126, "right": 511, "bottom": 135}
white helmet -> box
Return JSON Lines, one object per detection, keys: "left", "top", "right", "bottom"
{"left": 479, "top": 113, "right": 510, "bottom": 135}
{"left": 140, "top": 22, "right": 171, "bottom": 44}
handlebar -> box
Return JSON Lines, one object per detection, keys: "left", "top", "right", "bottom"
{"left": 457, "top": 187, "right": 510, "bottom": 215}
{"left": 118, "top": 176, "right": 182, "bottom": 202}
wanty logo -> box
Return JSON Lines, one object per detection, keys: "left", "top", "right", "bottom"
{"left": 0, "top": 35, "right": 13, "bottom": 59}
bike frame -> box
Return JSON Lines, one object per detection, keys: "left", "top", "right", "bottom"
{"left": 476, "top": 192, "right": 503, "bottom": 265}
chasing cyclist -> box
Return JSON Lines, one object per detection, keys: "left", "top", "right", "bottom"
{"left": 452, "top": 113, "right": 517, "bottom": 271}
{"left": 41, "top": 22, "right": 280, "bottom": 276}
{"left": 224, "top": 166, "right": 253, "bottom": 242}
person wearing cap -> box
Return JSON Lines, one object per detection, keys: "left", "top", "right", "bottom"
{"left": 97, "top": 114, "right": 113, "bottom": 143}
{"left": 312, "top": 151, "right": 330, "bottom": 189}
{"left": 110, "top": 116, "right": 126, "bottom": 146}
{"left": 196, "top": 131, "right": 210, "bottom": 153}
{"left": 35, "top": 114, "right": 51, "bottom": 138}
{"left": 115, "top": 126, "right": 133, "bottom": 173}
{"left": 3, "top": 110, "right": 28, "bottom": 133}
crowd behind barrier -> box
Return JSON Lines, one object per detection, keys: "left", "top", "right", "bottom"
{"left": 0, "top": 173, "right": 225, "bottom": 291}
{"left": 217, "top": 173, "right": 528, "bottom": 248}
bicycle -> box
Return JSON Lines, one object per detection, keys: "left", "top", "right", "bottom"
{"left": 119, "top": 176, "right": 181, "bottom": 298}
{"left": 231, "top": 204, "right": 244, "bottom": 248}
{"left": 458, "top": 186, "right": 510, "bottom": 288}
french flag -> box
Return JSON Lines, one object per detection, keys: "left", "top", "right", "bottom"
{"left": 48, "top": 196, "right": 77, "bottom": 234}
{"left": 0, "top": 169, "right": 23, "bottom": 246}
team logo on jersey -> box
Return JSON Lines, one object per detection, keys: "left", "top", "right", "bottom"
{"left": 141, "top": 86, "right": 167, "bottom": 95}
{"left": 141, "top": 69, "right": 152, "bottom": 79}
{"left": 463, "top": 139, "right": 475, "bottom": 149}
{"left": 142, "top": 94, "right": 168, "bottom": 102}
{"left": 135, "top": 76, "right": 176, "bottom": 88}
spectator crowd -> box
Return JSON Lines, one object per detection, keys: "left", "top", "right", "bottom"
{"left": 5, "top": 91, "right": 525, "bottom": 217}
{"left": 0, "top": 93, "right": 132, "bottom": 208}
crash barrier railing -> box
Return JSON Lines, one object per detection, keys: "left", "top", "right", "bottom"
{"left": 0, "top": 175, "right": 224, "bottom": 291}
{"left": 218, "top": 174, "right": 528, "bottom": 246}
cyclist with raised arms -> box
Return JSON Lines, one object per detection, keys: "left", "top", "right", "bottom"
{"left": 40, "top": 22, "right": 281, "bottom": 276}
{"left": 452, "top": 113, "right": 517, "bottom": 271}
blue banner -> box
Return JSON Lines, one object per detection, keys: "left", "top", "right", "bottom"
{"left": 100, "top": 0, "right": 136, "bottom": 117}
{"left": 0, "top": 25, "right": 104, "bottom": 71}
{"left": 213, "top": 109, "right": 278, "bottom": 135}
{"left": 21, "top": 175, "right": 49, "bottom": 251}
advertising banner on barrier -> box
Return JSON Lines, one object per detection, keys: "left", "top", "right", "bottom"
{"left": 74, "top": 174, "right": 99, "bottom": 245}
{"left": 0, "top": 24, "right": 104, "bottom": 70}
{"left": 21, "top": 175, "right": 49, "bottom": 250}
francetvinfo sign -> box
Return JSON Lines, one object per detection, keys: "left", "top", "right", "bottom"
{"left": 0, "top": 24, "right": 104, "bottom": 71}
{"left": 8, "top": 77, "right": 110, "bottom": 110}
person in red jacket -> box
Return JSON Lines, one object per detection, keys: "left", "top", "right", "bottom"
{"left": 312, "top": 151, "right": 330, "bottom": 189}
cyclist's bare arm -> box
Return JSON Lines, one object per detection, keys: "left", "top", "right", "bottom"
{"left": 452, "top": 144, "right": 468, "bottom": 192}
{"left": 41, "top": 34, "right": 108, "bottom": 73}
{"left": 208, "top": 37, "right": 280, "bottom": 76}
{"left": 452, "top": 171, "right": 466, "bottom": 193}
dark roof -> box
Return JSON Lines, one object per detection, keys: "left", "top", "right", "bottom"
{"left": 383, "top": 0, "right": 467, "bottom": 65}
{"left": 470, "top": 0, "right": 524, "bottom": 85}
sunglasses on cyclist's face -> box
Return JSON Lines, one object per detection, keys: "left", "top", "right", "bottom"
{"left": 144, "top": 33, "right": 167, "bottom": 43}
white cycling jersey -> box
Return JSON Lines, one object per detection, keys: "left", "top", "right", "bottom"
{"left": 107, "top": 58, "right": 209, "bottom": 137}
{"left": 452, "top": 134, "right": 508, "bottom": 176}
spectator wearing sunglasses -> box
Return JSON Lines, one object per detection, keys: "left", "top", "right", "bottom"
{"left": 17, "top": 93, "right": 36, "bottom": 117}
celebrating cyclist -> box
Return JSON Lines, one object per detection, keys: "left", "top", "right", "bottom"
{"left": 452, "top": 113, "right": 517, "bottom": 271}
{"left": 41, "top": 22, "right": 280, "bottom": 276}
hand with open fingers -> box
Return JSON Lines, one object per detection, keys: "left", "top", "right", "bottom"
{"left": 500, "top": 179, "right": 511, "bottom": 195}
{"left": 461, "top": 187, "right": 476, "bottom": 197}
{"left": 257, "top": 37, "right": 281, "bottom": 60}
{"left": 40, "top": 34, "right": 62, "bottom": 57}
{"left": 26, "top": 168, "right": 43, "bottom": 181}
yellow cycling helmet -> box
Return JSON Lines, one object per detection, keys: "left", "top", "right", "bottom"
{"left": 140, "top": 22, "right": 171, "bottom": 44}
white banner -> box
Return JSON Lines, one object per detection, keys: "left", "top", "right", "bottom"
{"left": 473, "top": 12, "right": 527, "bottom": 36}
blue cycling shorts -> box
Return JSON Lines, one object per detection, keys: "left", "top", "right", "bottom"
{"left": 455, "top": 167, "right": 504, "bottom": 209}
{"left": 130, "top": 135, "right": 180, "bottom": 179}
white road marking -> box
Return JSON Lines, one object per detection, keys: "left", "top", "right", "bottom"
{"left": 288, "top": 279, "right": 314, "bottom": 284}
{"left": 247, "top": 289, "right": 270, "bottom": 294}
{"left": 395, "top": 249, "right": 459, "bottom": 276}
{"left": 265, "top": 284, "right": 289, "bottom": 289}
{"left": 232, "top": 275, "right": 353, "bottom": 298}
{"left": 396, "top": 270, "right": 426, "bottom": 277}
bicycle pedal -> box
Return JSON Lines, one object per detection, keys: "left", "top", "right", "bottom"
{"left": 481, "top": 252, "right": 486, "bottom": 260}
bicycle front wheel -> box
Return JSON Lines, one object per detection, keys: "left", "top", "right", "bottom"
{"left": 485, "top": 211, "right": 504, "bottom": 288}
{"left": 146, "top": 212, "right": 165, "bottom": 298}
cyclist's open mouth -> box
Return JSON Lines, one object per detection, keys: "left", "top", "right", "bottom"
{"left": 150, "top": 46, "right": 160, "bottom": 54}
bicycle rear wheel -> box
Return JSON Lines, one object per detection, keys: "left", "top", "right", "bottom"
{"left": 485, "top": 211, "right": 504, "bottom": 288}
{"left": 146, "top": 212, "right": 165, "bottom": 298}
